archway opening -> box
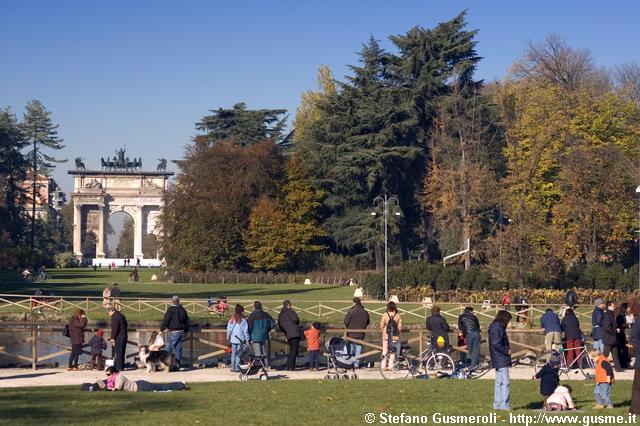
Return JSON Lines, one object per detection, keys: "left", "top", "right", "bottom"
{"left": 106, "top": 211, "right": 134, "bottom": 258}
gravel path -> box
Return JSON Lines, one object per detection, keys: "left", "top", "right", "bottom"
{"left": 0, "top": 365, "right": 634, "bottom": 388}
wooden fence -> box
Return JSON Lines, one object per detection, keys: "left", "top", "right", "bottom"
{"left": 0, "top": 293, "right": 596, "bottom": 329}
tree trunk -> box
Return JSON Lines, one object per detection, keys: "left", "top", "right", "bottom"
{"left": 374, "top": 245, "right": 383, "bottom": 271}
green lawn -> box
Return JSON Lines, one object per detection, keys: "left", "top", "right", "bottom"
{"left": 0, "top": 380, "right": 633, "bottom": 425}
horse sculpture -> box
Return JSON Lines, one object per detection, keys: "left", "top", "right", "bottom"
{"left": 75, "top": 157, "right": 86, "bottom": 170}
{"left": 157, "top": 158, "right": 167, "bottom": 171}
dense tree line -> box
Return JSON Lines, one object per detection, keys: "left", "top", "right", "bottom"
{"left": 163, "top": 12, "right": 639, "bottom": 285}
{"left": 0, "top": 101, "right": 68, "bottom": 268}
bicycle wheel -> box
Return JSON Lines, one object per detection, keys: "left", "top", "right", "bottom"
{"left": 379, "top": 353, "right": 414, "bottom": 380}
{"left": 534, "top": 350, "right": 558, "bottom": 376}
{"left": 578, "top": 353, "right": 596, "bottom": 380}
{"left": 468, "top": 360, "right": 492, "bottom": 379}
{"left": 425, "top": 352, "right": 455, "bottom": 376}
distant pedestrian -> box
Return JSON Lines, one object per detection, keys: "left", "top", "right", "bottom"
{"left": 592, "top": 298, "right": 605, "bottom": 352}
{"left": 458, "top": 306, "right": 481, "bottom": 367}
{"left": 160, "top": 295, "right": 190, "bottom": 367}
{"left": 136, "top": 258, "right": 141, "bottom": 267}
{"left": 603, "top": 301, "right": 623, "bottom": 372}
{"left": 89, "top": 329, "right": 107, "bottom": 370}
{"left": 489, "top": 310, "right": 512, "bottom": 411}
{"left": 247, "top": 301, "right": 275, "bottom": 369}
{"left": 426, "top": 306, "right": 451, "bottom": 349}
{"left": 227, "top": 304, "right": 250, "bottom": 373}
{"left": 344, "top": 298, "right": 370, "bottom": 367}
{"left": 540, "top": 308, "right": 562, "bottom": 353}
{"left": 110, "top": 284, "right": 121, "bottom": 310}
{"left": 628, "top": 296, "right": 640, "bottom": 414}
{"left": 565, "top": 288, "right": 578, "bottom": 309}
{"left": 501, "top": 292, "right": 511, "bottom": 311}
{"left": 278, "top": 300, "right": 300, "bottom": 371}
{"left": 107, "top": 305, "right": 128, "bottom": 371}
{"left": 67, "top": 309, "right": 88, "bottom": 371}
{"left": 560, "top": 309, "right": 582, "bottom": 367}
{"left": 380, "top": 301, "right": 402, "bottom": 370}
{"left": 304, "top": 322, "right": 321, "bottom": 370}
{"left": 616, "top": 303, "right": 631, "bottom": 369}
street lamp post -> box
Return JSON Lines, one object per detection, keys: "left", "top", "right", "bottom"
{"left": 372, "top": 194, "right": 400, "bottom": 301}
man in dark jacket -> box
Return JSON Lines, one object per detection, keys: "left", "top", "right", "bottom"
{"left": 160, "top": 295, "right": 190, "bottom": 367}
{"left": 344, "top": 298, "right": 370, "bottom": 367}
{"left": 592, "top": 298, "right": 605, "bottom": 353}
{"left": 108, "top": 305, "right": 128, "bottom": 371}
{"left": 458, "top": 307, "right": 481, "bottom": 367}
{"left": 489, "top": 310, "right": 512, "bottom": 411}
{"left": 540, "top": 308, "right": 562, "bottom": 353}
{"left": 278, "top": 300, "right": 300, "bottom": 371}
{"left": 426, "top": 306, "right": 451, "bottom": 348}
{"left": 602, "top": 301, "right": 623, "bottom": 372}
{"left": 248, "top": 300, "right": 275, "bottom": 368}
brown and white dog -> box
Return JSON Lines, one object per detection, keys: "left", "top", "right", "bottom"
{"left": 138, "top": 345, "right": 177, "bottom": 372}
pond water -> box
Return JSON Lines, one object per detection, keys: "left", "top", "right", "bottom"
{"left": 0, "top": 325, "right": 545, "bottom": 368}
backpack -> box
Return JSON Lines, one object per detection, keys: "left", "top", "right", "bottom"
{"left": 387, "top": 313, "right": 399, "bottom": 338}
{"left": 62, "top": 324, "right": 70, "bottom": 338}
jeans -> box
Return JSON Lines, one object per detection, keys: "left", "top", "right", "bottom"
{"left": 165, "top": 330, "right": 185, "bottom": 364}
{"left": 352, "top": 344, "right": 362, "bottom": 368}
{"left": 594, "top": 383, "right": 612, "bottom": 407}
{"left": 252, "top": 342, "right": 269, "bottom": 368}
{"left": 286, "top": 337, "right": 300, "bottom": 370}
{"left": 231, "top": 343, "right": 241, "bottom": 372}
{"left": 467, "top": 331, "right": 481, "bottom": 368}
{"left": 493, "top": 367, "right": 511, "bottom": 410}
{"left": 309, "top": 350, "right": 320, "bottom": 369}
{"left": 592, "top": 339, "right": 604, "bottom": 353}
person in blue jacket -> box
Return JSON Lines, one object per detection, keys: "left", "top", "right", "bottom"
{"left": 247, "top": 300, "right": 275, "bottom": 369}
{"left": 227, "top": 304, "right": 250, "bottom": 373}
{"left": 540, "top": 308, "right": 562, "bottom": 354}
{"left": 489, "top": 310, "right": 512, "bottom": 411}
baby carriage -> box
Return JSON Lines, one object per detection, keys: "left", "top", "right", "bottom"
{"left": 324, "top": 337, "right": 359, "bottom": 380}
{"left": 237, "top": 343, "right": 269, "bottom": 381}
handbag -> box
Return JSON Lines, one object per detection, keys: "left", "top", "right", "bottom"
{"left": 63, "top": 324, "right": 70, "bottom": 338}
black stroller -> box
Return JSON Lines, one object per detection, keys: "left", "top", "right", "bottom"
{"left": 324, "top": 337, "right": 359, "bottom": 380}
{"left": 237, "top": 343, "right": 269, "bottom": 381}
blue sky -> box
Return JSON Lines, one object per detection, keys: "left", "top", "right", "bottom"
{"left": 2, "top": 0, "right": 639, "bottom": 194}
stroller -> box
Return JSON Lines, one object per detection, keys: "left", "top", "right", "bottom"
{"left": 324, "top": 337, "right": 359, "bottom": 380}
{"left": 237, "top": 343, "right": 269, "bottom": 381}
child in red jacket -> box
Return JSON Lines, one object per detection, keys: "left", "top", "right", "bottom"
{"left": 304, "top": 322, "right": 321, "bottom": 370}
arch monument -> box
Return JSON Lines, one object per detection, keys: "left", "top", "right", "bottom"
{"left": 68, "top": 149, "right": 173, "bottom": 265}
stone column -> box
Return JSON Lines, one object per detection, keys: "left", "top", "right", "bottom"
{"left": 134, "top": 206, "right": 144, "bottom": 259}
{"left": 73, "top": 203, "right": 83, "bottom": 258}
{"left": 96, "top": 204, "right": 106, "bottom": 258}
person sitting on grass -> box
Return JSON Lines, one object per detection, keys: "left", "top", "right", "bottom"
{"left": 533, "top": 356, "right": 560, "bottom": 409}
{"left": 591, "top": 348, "right": 615, "bottom": 409}
{"left": 98, "top": 366, "right": 187, "bottom": 392}
{"left": 546, "top": 384, "right": 576, "bottom": 411}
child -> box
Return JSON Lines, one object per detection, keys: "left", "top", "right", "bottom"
{"left": 149, "top": 330, "right": 165, "bottom": 351}
{"left": 546, "top": 384, "right": 576, "bottom": 411}
{"left": 533, "top": 356, "right": 560, "bottom": 409}
{"left": 591, "top": 349, "right": 615, "bottom": 409}
{"left": 304, "top": 322, "right": 321, "bottom": 370}
{"left": 89, "top": 329, "right": 107, "bottom": 370}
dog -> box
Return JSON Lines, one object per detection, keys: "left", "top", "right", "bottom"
{"left": 138, "top": 345, "right": 177, "bottom": 373}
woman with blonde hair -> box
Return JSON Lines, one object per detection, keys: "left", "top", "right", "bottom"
{"left": 68, "top": 308, "right": 88, "bottom": 370}
{"left": 380, "top": 301, "right": 402, "bottom": 369}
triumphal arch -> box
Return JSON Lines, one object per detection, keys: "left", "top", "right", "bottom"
{"left": 68, "top": 149, "right": 173, "bottom": 262}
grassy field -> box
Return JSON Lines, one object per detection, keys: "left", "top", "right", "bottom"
{"left": 0, "top": 380, "right": 634, "bottom": 425}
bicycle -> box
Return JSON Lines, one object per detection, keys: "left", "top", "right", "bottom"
{"left": 379, "top": 342, "right": 455, "bottom": 380}
{"left": 534, "top": 343, "right": 596, "bottom": 380}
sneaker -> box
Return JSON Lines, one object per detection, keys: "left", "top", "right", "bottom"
{"left": 606, "top": 405, "right": 614, "bottom": 409}
{"left": 593, "top": 404, "right": 604, "bottom": 410}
